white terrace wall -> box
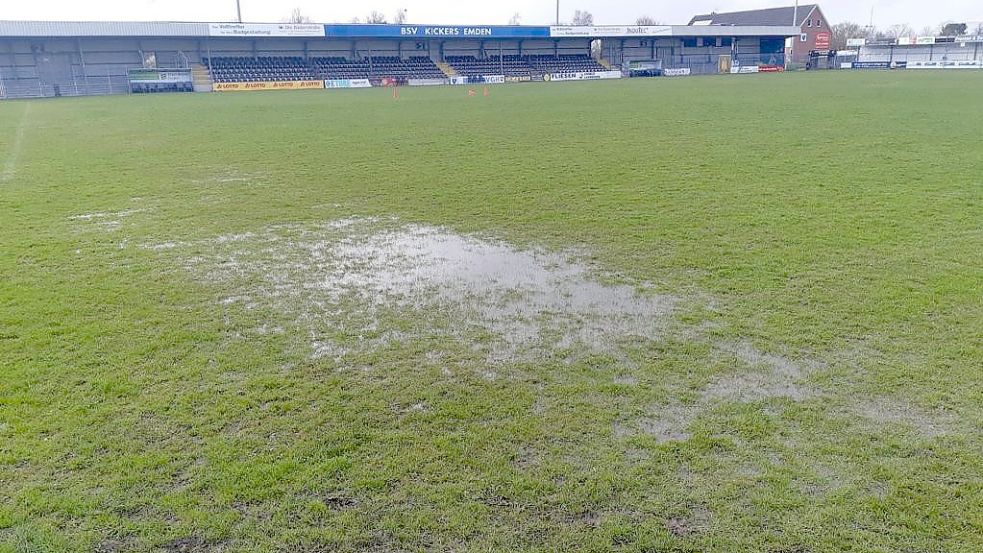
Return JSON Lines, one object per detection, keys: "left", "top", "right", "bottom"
{"left": 611, "top": 37, "right": 770, "bottom": 71}
{"left": 859, "top": 42, "right": 982, "bottom": 63}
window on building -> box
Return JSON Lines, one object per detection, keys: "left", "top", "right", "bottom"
{"left": 720, "top": 38, "right": 733, "bottom": 47}
{"left": 817, "top": 19, "right": 822, "bottom": 27}
{"left": 800, "top": 34, "right": 808, "bottom": 42}
{"left": 682, "top": 38, "right": 697, "bottom": 48}
{"left": 807, "top": 20, "right": 813, "bottom": 27}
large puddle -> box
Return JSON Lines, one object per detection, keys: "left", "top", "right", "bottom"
{"left": 167, "top": 217, "right": 950, "bottom": 443}
{"left": 186, "top": 218, "right": 677, "bottom": 364}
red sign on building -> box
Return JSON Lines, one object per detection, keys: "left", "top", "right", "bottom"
{"left": 815, "top": 32, "right": 831, "bottom": 50}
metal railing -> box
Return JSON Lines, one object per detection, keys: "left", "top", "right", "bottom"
{"left": 0, "top": 73, "right": 131, "bottom": 100}
{"left": 654, "top": 54, "right": 787, "bottom": 76}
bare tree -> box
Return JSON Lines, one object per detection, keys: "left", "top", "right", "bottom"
{"left": 508, "top": 13, "right": 521, "bottom": 26}
{"left": 919, "top": 26, "right": 937, "bottom": 37}
{"left": 365, "top": 11, "right": 388, "bottom": 24}
{"left": 572, "top": 10, "right": 594, "bottom": 26}
{"left": 394, "top": 9, "right": 407, "bottom": 24}
{"left": 974, "top": 23, "right": 983, "bottom": 37}
{"left": 940, "top": 22, "right": 967, "bottom": 36}
{"left": 885, "top": 24, "right": 913, "bottom": 39}
{"left": 830, "top": 21, "right": 864, "bottom": 49}
{"left": 635, "top": 16, "right": 662, "bottom": 26}
{"left": 350, "top": 17, "right": 361, "bottom": 24}
{"left": 287, "top": 8, "right": 312, "bottom": 24}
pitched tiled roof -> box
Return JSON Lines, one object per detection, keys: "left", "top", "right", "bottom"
{"left": 690, "top": 5, "right": 819, "bottom": 27}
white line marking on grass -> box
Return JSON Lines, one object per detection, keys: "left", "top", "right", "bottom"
{"left": 1, "top": 103, "right": 31, "bottom": 183}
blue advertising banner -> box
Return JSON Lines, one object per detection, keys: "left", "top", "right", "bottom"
{"left": 324, "top": 24, "right": 551, "bottom": 38}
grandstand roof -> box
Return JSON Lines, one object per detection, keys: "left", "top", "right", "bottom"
{"left": 0, "top": 20, "right": 208, "bottom": 37}
{"left": 0, "top": 20, "right": 800, "bottom": 39}
{"left": 690, "top": 5, "right": 820, "bottom": 27}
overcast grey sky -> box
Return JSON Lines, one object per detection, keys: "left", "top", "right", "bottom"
{"left": 2, "top": 1, "right": 981, "bottom": 29}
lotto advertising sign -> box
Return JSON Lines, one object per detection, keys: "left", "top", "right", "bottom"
{"left": 214, "top": 81, "right": 324, "bottom": 91}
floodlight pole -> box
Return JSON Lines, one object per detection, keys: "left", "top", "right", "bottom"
{"left": 792, "top": 0, "right": 799, "bottom": 66}
{"left": 556, "top": 1, "right": 560, "bottom": 26}
{"left": 236, "top": 0, "right": 242, "bottom": 23}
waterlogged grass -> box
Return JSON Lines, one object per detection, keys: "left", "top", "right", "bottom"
{"left": 1, "top": 71, "right": 981, "bottom": 552}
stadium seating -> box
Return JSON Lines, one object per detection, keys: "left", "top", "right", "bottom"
{"left": 205, "top": 56, "right": 445, "bottom": 82}
{"left": 203, "top": 54, "right": 608, "bottom": 83}
{"left": 311, "top": 56, "right": 445, "bottom": 80}
{"left": 205, "top": 56, "right": 318, "bottom": 83}
{"left": 446, "top": 55, "right": 534, "bottom": 77}
{"left": 527, "top": 54, "right": 608, "bottom": 73}
{"left": 447, "top": 54, "right": 607, "bottom": 77}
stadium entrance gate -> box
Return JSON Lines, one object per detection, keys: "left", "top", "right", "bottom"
{"left": 718, "top": 55, "right": 733, "bottom": 73}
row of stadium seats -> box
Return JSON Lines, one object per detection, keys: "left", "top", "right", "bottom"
{"left": 446, "top": 56, "right": 530, "bottom": 77}
{"left": 205, "top": 56, "right": 445, "bottom": 82}
{"left": 310, "top": 56, "right": 445, "bottom": 80}
{"left": 203, "top": 55, "right": 608, "bottom": 83}
{"left": 206, "top": 57, "right": 317, "bottom": 82}
{"left": 527, "top": 54, "right": 607, "bottom": 73}
{"left": 446, "top": 54, "right": 607, "bottom": 77}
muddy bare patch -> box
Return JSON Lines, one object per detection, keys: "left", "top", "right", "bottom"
{"left": 666, "top": 504, "right": 712, "bottom": 537}
{"left": 793, "top": 458, "right": 847, "bottom": 498}
{"left": 769, "top": 546, "right": 811, "bottom": 553}
{"left": 184, "top": 218, "right": 678, "bottom": 364}
{"left": 161, "top": 536, "right": 216, "bottom": 552}
{"left": 311, "top": 492, "right": 360, "bottom": 510}
{"left": 94, "top": 537, "right": 140, "bottom": 553}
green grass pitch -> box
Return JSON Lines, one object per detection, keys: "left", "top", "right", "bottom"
{"left": 0, "top": 71, "right": 981, "bottom": 552}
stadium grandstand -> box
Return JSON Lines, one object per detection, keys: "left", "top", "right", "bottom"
{"left": 851, "top": 35, "right": 983, "bottom": 69}
{"left": 0, "top": 21, "right": 800, "bottom": 99}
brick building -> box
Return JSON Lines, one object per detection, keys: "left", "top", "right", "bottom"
{"left": 689, "top": 4, "right": 831, "bottom": 64}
